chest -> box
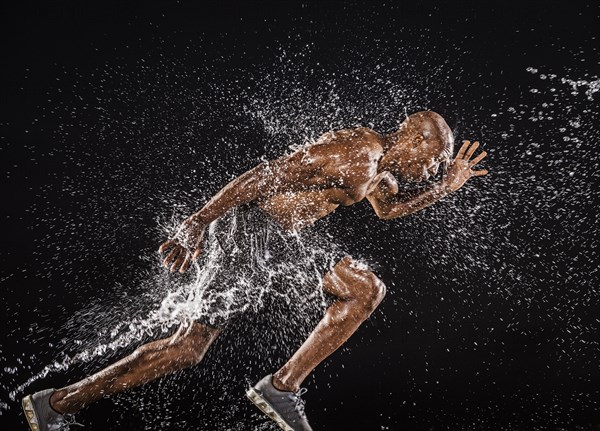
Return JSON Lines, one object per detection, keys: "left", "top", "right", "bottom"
{"left": 257, "top": 189, "right": 341, "bottom": 230}
{"left": 322, "top": 153, "right": 380, "bottom": 205}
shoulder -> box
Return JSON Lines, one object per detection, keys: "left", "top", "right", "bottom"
{"left": 309, "top": 128, "right": 383, "bottom": 186}
{"left": 275, "top": 127, "right": 383, "bottom": 177}
{"left": 311, "top": 127, "right": 384, "bottom": 155}
{"left": 334, "top": 127, "right": 383, "bottom": 146}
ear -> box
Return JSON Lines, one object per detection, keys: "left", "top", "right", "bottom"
{"left": 408, "top": 135, "right": 428, "bottom": 152}
{"left": 403, "top": 128, "right": 423, "bottom": 148}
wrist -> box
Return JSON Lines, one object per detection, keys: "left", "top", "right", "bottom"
{"left": 190, "top": 211, "right": 210, "bottom": 226}
{"left": 436, "top": 181, "right": 452, "bottom": 197}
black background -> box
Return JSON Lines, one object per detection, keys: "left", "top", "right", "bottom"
{"left": 1, "top": 1, "right": 599, "bottom": 430}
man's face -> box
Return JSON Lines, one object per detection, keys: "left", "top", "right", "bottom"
{"left": 396, "top": 135, "right": 451, "bottom": 183}
{"left": 381, "top": 112, "right": 454, "bottom": 183}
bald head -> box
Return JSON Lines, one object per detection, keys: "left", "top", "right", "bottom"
{"left": 381, "top": 110, "right": 455, "bottom": 182}
{"left": 401, "top": 111, "right": 454, "bottom": 156}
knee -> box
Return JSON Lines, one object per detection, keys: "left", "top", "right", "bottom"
{"left": 355, "top": 273, "right": 386, "bottom": 314}
{"left": 171, "top": 326, "right": 215, "bottom": 367}
{"left": 167, "top": 336, "right": 203, "bottom": 367}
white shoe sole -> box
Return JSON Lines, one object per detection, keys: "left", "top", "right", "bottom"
{"left": 246, "top": 387, "right": 295, "bottom": 431}
{"left": 22, "top": 395, "right": 41, "bottom": 431}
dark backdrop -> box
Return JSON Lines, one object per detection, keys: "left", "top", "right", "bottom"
{"left": 1, "top": 1, "right": 598, "bottom": 430}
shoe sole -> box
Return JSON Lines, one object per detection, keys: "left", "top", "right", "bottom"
{"left": 21, "top": 395, "right": 41, "bottom": 431}
{"left": 246, "top": 387, "right": 294, "bottom": 431}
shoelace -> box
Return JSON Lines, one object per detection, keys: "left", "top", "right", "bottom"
{"left": 290, "top": 387, "right": 308, "bottom": 416}
{"left": 48, "top": 413, "right": 85, "bottom": 431}
{"left": 64, "top": 414, "right": 85, "bottom": 428}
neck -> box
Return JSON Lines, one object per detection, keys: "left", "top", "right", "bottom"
{"left": 382, "top": 130, "right": 402, "bottom": 152}
{"left": 379, "top": 130, "right": 407, "bottom": 173}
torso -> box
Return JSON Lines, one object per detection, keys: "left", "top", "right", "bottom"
{"left": 257, "top": 128, "right": 385, "bottom": 230}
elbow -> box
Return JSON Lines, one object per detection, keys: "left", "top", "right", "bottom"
{"left": 376, "top": 206, "right": 410, "bottom": 220}
{"left": 368, "top": 196, "right": 401, "bottom": 220}
{"left": 369, "top": 199, "right": 393, "bottom": 220}
{"left": 375, "top": 208, "right": 393, "bottom": 220}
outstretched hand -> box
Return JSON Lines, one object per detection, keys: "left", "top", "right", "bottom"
{"left": 158, "top": 215, "right": 206, "bottom": 273}
{"left": 442, "top": 140, "right": 488, "bottom": 193}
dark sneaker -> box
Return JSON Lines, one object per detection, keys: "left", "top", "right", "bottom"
{"left": 22, "top": 389, "right": 83, "bottom": 431}
{"left": 246, "top": 374, "right": 313, "bottom": 431}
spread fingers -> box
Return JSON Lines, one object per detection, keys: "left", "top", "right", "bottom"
{"left": 170, "top": 251, "right": 187, "bottom": 273}
{"left": 159, "top": 239, "right": 177, "bottom": 254}
{"left": 469, "top": 150, "right": 487, "bottom": 167}
{"left": 456, "top": 140, "right": 470, "bottom": 159}
{"left": 163, "top": 247, "right": 182, "bottom": 268}
{"left": 464, "top": 141, "right": 480, "bottom": 160}
{"left": 179, "top": 254, "right": 192, "bottom": 273}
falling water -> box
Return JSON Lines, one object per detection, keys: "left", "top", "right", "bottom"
{"left": 1, "top": 31, "right": 598, "bottom": 429}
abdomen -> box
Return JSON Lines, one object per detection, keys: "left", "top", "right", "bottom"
{"left": 258, "top": 190, "right": 339, "bottom": 230}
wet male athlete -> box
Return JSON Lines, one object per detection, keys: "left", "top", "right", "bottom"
{"left": 22, "top": 111, "right": 488, "bottom": 430}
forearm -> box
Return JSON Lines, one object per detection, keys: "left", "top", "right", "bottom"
{"left": 191, "top": 163, "right": 273, "bottom": 224}
{"left": 370, "top": 182, "right": 450, "bottom": 220}
{"left": 161, "top": 161, "right": 282, "bottom": 268}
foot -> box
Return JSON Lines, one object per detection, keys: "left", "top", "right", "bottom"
{"left": 22, "top": 389, "right": 82, "bottom": 431}
{"left": 246, "top": 374, "right": 313, "bottom": 431}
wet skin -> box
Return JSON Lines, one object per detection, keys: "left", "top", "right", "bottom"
{"left": 50, "top": 112, "right": 488, "bottom": 413}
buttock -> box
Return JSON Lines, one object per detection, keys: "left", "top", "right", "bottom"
{"left": 189, "top": 205, "right": 347, "bottom": 329}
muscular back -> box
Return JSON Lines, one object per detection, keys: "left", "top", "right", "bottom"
{"left": 258, "top": 127, "right": 385, "bottom": 230}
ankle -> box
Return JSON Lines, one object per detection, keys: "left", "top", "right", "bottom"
{"left": 271, "top": 373, "right": 298, "bottom": 393}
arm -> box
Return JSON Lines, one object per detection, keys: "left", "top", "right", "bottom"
{"left": 368, "top": 140, "right": 488, "bottom": 220}
{"left": 193, "top": 162, "right": 277, "bottom": 225}
{"left": 159, "top": 153, "right": 321, "bottom": 272}
{"left": 367, "top": 174, "right": 450, "bottom": 220}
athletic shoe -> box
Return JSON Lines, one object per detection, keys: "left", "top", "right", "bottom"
{"left": 22, "top": 389, "right": 83, "bottom": 431}
{"left": 246, "top": 374, "right": 313, "bottom": 431}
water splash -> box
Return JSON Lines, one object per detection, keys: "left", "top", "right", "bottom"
{"left": 9, "top": 204, "right": 339, "bottom": 402}
{"left": 2, "top": 36, "right": 598, "bottom": 429}
{"left": 527, "top": 67, "right": 599, "bottom": 101}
